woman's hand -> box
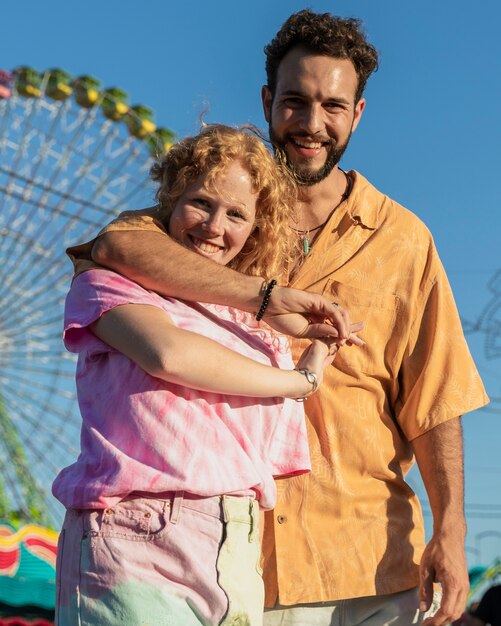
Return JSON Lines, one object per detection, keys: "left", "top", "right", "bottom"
{"left": 294, "top": 338, "right": 339, "bottom": 394}
{"left": 292, "top": 320, "right": 365, "bottom": 398}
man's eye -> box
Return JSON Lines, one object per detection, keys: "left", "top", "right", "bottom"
{"left": 325, "top": 102, "right": 344, "bottom": 110}
{"left": 284, "top": 97, "right": 303, "bottom": 107}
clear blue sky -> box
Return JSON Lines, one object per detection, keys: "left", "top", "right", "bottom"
{"left": 1, "top": 0, "right": 500, "bottom": 568}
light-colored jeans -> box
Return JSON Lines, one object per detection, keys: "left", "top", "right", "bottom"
{"left": 56, "top": 492, "right": 263, "bottom": 626}
{"left": 263, "top": 587, "right": 441, "bottom": 626}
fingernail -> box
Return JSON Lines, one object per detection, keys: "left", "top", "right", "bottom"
{"left": 419, "top": 602, "right": 427, "bottom": 612}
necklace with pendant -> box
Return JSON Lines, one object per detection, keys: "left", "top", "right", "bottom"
{"left": 298, "top": 222, "right": 323, "bottom": 254}
{"left": 291, "top": 171, "right": 352, "bottom": 255}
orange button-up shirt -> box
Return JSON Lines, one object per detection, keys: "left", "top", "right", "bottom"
{"left": 67, "top": 172, "right": 488, "bottom": 604}
{"left": 261, "top": 172, "right": 488, "bottom": 605}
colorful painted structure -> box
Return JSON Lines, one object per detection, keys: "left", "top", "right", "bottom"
{"left": 468, "top": 558, "right": 501, "bottom": 601}
{"left": 0, "top": 522, "right": 57, "bottom": 625}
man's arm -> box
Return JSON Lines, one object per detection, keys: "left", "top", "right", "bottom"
{"left": 412, "top": 417, "right": 469, "bottom": 626}
{"left": 92, "top": 229, "right": 354, "bottom": 340}
{"left": 92, "top": 230, "right": 263, "bottom": 308}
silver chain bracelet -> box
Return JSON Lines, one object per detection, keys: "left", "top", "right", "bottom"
{"left": 294, "top": 368, "right": 318, "bottom": 402}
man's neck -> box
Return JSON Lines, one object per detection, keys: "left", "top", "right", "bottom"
{"left": 293, "top": 166, "right": 349, "bottom": 231}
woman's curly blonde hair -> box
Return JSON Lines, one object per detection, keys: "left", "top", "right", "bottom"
{"left": 150, "top": 124, "right": 298, "bottom": 282}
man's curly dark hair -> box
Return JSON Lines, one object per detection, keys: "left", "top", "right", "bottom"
{"left": 265, "top": 9, "right": 379, "bottom": 103}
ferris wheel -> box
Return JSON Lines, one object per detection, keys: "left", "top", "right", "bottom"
{"left": 0, "top": 67, "right": 175, "bottom": 527}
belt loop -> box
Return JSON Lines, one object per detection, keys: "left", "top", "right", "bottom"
{"left": 170, "top": 491, "right": 184, "bottom": 524}
{"left": 248, "top": 499, "right": 256, "bottom": 543}
{"left": 221, "top": 496, "right": 230, "bottom": 523}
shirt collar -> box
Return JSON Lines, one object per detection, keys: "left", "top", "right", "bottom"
{"left": 344, "top": 170, "right": 381, "bottom": 230}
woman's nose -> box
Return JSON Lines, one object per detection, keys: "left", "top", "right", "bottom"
{"left": 201, "top": 210, "right": 224, "bottom": 235}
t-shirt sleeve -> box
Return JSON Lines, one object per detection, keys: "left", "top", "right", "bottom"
{"left": 64, "top": 269, "right": 166, "bottom": 354}
{"left": 66, "top": 208, "right": 169, "bottom": 277}
{"left": 395, "top": 243, "right": 489, "bottom": 439}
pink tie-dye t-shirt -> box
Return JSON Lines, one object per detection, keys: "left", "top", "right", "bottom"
{"left": 52, "top": 270, "right": 310, "bottom": 511}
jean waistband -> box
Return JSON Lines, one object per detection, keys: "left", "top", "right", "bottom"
{"left": 124, "top": 490, "right": 257, "bottom": 524}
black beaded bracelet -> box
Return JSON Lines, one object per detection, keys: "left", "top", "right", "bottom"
{"left": 255, "top": 279, "right": 277, "bottom": 321}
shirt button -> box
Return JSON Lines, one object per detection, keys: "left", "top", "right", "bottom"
{"left": 277, "top": 515, "right": 287, "bottom": 524}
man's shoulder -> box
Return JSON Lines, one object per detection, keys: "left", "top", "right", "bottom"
{"left": 108, "top": 205, "right": 167, "bottom": 231}
{"left": 66, "top": 206, "right": 167, "bottom": 275}
{"left": 350, "top": 170, "right": 433, "bottom": 239}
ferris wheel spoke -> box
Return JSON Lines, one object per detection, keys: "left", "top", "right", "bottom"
{"left": 0, "top": 471, "right": 13, "bottom": 519}
{"left": 0, "top": 94, "right": 16, "bottom": 146}
{"left": 0, "top": 395, "right": 53, "bottom": 525}
{"left": 1, "top": 97, "right": 46, "bottom": 178}
{"left": 32, "top": 135, "right": 149, "bottom": 257}
{"left": 0, "top": 114, "right": 133, "bottom": 301}
{"left": 0, "top": 166, "right": 121, "bottom": 219}
{"left": 0, "top": 101, "right": 104, "bottom": 264}
{"left": 1, "top": 312, "right": 67, "bottom": 339}
{"left": 0, "top": 386, "right": 80, "bottom": 451}
{"left": 3, "top": 370, "right": 76, "bottom": 401}
{"left": 2, "top": 364, "right": 74, "bottom": 378}
{"left": 0, "top": 244, "right": 69, "bottom": 314}
{"left": 0, "top": 98, "right": 56, "bottom": 255}
{"left": 0, "top": 390, "right": 79, "bottom": 467}
{"left": 0, "top": 452, "right": 32, "bottom": 520}
{"left": 0, "top": 332, "right": 75, "bottom": 353}
{"left": 0, "top": 268, "right": 69, "bottom": 321}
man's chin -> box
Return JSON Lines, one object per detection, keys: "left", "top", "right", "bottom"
{"left": 287, "top": 161, "right": 338, "bottom": 186}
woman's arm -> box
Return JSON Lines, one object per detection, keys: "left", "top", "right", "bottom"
{"left": 90, "top": 303, "right": 334, "bottom": 399}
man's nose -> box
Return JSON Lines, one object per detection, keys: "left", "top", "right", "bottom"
{"left": 299, "top": 104, "right": 323, "bottom": 134}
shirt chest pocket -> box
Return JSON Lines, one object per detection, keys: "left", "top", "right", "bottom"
{"left": 326, "top": 279, "right": 401, "bottom": 378}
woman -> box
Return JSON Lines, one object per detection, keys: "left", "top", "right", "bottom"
{"left": 53, "top": 125, "right": 345, "bottom": 626}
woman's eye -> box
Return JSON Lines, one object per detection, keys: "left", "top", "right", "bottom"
{"left": 228, "top": 209, "right": 246, "bottom": 220}
{"left": 193, "top": 197, "right": 211, "bottom": 208}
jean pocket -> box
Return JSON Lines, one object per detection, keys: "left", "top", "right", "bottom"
{"left": 83, "top": 498, "right": 170, "bottom": 542}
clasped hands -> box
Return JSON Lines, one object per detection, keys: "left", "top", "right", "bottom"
{"left": 263, "top": 284, "right": 364, "bottom": 348}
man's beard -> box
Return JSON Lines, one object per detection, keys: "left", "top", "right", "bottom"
{"left": 269, "top": 124, "right": 351, "bottom": 186}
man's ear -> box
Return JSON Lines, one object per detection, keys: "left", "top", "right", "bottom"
{"left": 262, "top": 85, "right": 272, "bottom": 123}
{"left": 351, "top": 98, "right": 366, "bottom": 133}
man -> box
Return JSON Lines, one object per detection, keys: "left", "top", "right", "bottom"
{"left": 69, "top": 10, "right": 488, "bottom": 626}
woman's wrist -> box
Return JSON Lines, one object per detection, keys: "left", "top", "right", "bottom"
{"left": 292, "top": 368, "right": 319, "bottom": 402}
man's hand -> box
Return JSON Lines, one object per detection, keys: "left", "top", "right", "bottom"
{"left": 412, "top": 417, "right": 468, "bottom": 626}
{"left": 264, "top": 285, "right": 363, "bottom": 342}
{"left": 419, "top": 530, "right": 469, "bottom": 625}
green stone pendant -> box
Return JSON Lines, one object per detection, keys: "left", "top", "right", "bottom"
{"left": 303, "top": 235, "right": 310, "bottom": 255}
